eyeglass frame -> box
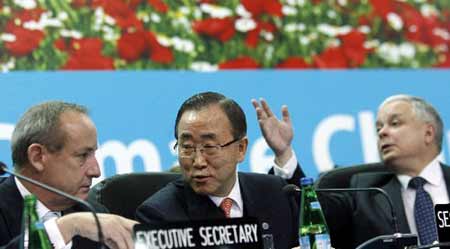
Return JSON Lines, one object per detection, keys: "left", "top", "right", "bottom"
{"left": 174, "top": 137, "right": 243, "bottom": 159}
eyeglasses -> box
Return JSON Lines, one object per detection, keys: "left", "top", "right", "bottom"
{"left": 174, "top": 137, "right": 242, "bottom": 159}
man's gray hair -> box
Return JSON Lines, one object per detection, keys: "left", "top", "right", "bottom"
{"left": 379, "top": 94, "right": 443, "bottom": 152}
{"left": 11, "top": 101, "right": 88, "bottom": 169}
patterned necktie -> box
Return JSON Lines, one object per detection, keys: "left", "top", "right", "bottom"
{"left": 220, "top": 197, "right": 233, "bottom": 218}
{"left": 408, "top": 177, "right": 438, "bottom": 245}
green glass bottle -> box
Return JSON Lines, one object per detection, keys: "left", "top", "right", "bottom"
{"left": 299, "top": 177, "right": 331, "bottom": 249}
{"left": 21, "top": 195, "right": 52, "bottom": 249}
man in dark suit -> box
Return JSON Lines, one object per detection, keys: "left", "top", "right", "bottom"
{"left": 314, "top": 95, "right": 449, "bottom": 248}
{"left": 0, "top": 101, "right": 136, "bottom": 249}
{"left": 136, "top": 92, "right": 304, "bottom": 249}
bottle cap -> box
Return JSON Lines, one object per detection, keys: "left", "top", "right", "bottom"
{"left": 300, "top": 177, "right": 314, "bottom": 186}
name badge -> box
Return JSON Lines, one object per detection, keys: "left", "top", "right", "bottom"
{"left": 134, "top": 217, "right": 263, "bottom": 249}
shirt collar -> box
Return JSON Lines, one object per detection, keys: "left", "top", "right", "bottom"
{"left": 209, "top": 172, "right": 243, "bottom": 211}
{"left": 397, "top": 156, "right": 443, "bottom": 190}
{"left": 14, "top": 177, "right": 58, "bottom": 219}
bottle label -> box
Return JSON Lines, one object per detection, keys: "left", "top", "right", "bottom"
{"left": 299, "top": 236, "right": 311, "bottom": 249}
{"left": 299, "top": 234, "right": 331, "bottom": 249}
{"left": 310, "top": 201, "right": 322, "bottom": 210}
{"left": 315, "top": 234, "right": 331, "bottom": 249}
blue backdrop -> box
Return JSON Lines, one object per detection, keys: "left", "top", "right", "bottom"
{"left": 1, "top": 70, "right": 449, "bottom": 183}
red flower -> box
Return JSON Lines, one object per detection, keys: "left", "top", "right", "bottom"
{"left": 4, "top": 25, "right": 44, "bottom": 57}
{"left": 61, "top": 38, "right": 115, "bottom": 70}
{"left": 369, "top": 0, "right": 394, "bottom": 20}
{"left": 63, "top": 54, "right": 115, "bottom": 70}
{"left": 71, "top": 0, "right": 88, "bottom": 8}
{"left": 241, "top": 0, "right": 282, "bottom": 17}
{"left": 276, "top": 57, "right": 311, "bottom": 69}
{"left": 192, "top": 17, "right": 236, "bottom": 42}
{"left": 245, "top": 21, "right": 276, "bottom": 48}
{"left": 53, "top": 38, "right": 67, "bottom": 51}
{"left": 219, "top": 56, "right": 260, "bottom": 69}
{"left": 92, "top": 0, "right": 143, "bottom": 30}
{"left": 117, "top": 31, "right": 148, "bottom": 62}
{"left": 339, "top": 30, "right": 370, "bottom": 67}
{"left": 147, "top": 0, "right": 169, "bottom": 13}
{"left": 12, "top": 8, "right": 45, "bottom": 24}
{"left": 146, "top": 32, "right": 174, "bottom": 64}
{"left": 313, "top": 47, "right": 348, "bottom": 69}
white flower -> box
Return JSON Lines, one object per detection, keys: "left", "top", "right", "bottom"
{"left": 377, "top": 42, "right": 401, "bottom": 64}
{"left": 318, "top": 24, "right": 350, "bottom": 37}
{"left": 235, "top": 18, "right": 257, "bottom": 32}
{"left": 23, "top": 21, "right": 42, "bottom": 30}
{"left": 190, "top": 62, "right": 218, "bottom": 72}
{"left": 13, "top": 0, "right": 36, "bottom": 9}
{"left": 299, "top": 36, "right": 310, "bottom": 45}
{"left": 297, "top": 0, "right": 306, "bottom": 6}
{"left": 200, "top": 3, "right": 232, "bottom": 18}
{"left": 284, "top": 23, "right": 297, "bottom": 33}
{"left": 264, "top": 45, "right": 274, "bottom": 60}
{"left": 387, "top": 12, "right": 403, "bottom": 31}
{"left": 179, "top": 7, "right": 190, "bottom": 15}
{"left": 150, "top": 13, "right": 161, "bottom": 23}
{"left": 0, "top": 33, "right": 16, "bottom": 42}
{"left": 297, "top": 23, "right": 306, "bottom": 31}
{"left": 156, "top": 35, "right": 171, "bottom": 47}
{"left": 433, "top": 28, "right": 450, "bottom": 41}
{"left": 286, "top": 0, "right": 297, "bottom": 5}
{"left": 2, "top": 6, "right": 11, "bottom": 15}
{"left": 58, "top": 12, "right": 68, "bottom": 21}
{"left": 261, "top": 31, "right": 274, "bottom": 41}
{"left": 236, "top": 4, "right": 252, "bottom": 18}
{"left": 364, "top": 39, "right": 380, "bottom": 49}
{"left": 327, "top": 10, "right": 337, "bottom": 19}
{"left": 337, "top": 0, "right": 347, "bottom": 6}
{"left": 172, "top": 37, "right": 195, "bottom": 53}
{"left": 1, "top": 59, "right": 15, "bottom": 73}
{"left": 282, "top": 6, "right": 297, "bottom": 16}
{"left": 358, "top": 25, "right": 371, "bottom": 34}
{"left": 420, "top": 4, "right": 438, "bottom": 17}
{"left": 399, "top": 43, "right": 416, "bottom": 59}
{"left": 60, "top": 29, "right": 83, "bottom": 39}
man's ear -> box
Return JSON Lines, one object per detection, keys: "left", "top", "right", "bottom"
{"left": 237, "top": 137, "right": 248, "bottom": 163}
{"left": 424, "top": 123, "right": 435, "bottom": 146}
{"left": 27, "top": 143, "right": 46, "bottom": 172}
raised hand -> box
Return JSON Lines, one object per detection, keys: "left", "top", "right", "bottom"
{"left": 252, "top": 98, "right": 293, "bottom": 166}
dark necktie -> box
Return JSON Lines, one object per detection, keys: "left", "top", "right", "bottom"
{"left": 408, "top": 177, "right": 438, "bottom": 245}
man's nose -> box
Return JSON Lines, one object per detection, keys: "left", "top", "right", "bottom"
{"left": 86, "top": 154, "right": 101, "bottom": 178}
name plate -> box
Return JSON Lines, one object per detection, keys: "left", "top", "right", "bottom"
{"left": 435, "top": 204, "right": 450, "bottom": 244}
{"left": 134, "top": 217, "right": 263, "bottom": 249}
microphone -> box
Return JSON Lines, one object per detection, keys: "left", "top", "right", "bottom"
{"left": 283, "top": 184, "right": 418, "bottom": 249}
{"left": 0, "top": 162, "right": 105, "bottom": 248}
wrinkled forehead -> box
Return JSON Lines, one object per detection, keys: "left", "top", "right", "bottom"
{"left": 377, "top": 100, "right": 414, "bottom": 120}
{"left": 177, "top": 106, "right": 233, "bottom": 141}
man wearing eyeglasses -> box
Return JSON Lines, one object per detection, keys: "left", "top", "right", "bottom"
{"left": 136, "top": 92, "right": 304, "bottom": 249}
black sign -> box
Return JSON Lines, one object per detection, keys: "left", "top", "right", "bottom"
{"left": 133, "top": 217, "right": 263, "bottom": 249}
{"left": 435, "top": 204, "right": 450, "bottom": 246}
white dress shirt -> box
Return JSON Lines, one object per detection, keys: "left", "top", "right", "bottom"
{"left": 15, "top": 177, "right": 72, "bottom": 249}
{"left": 396, "top": 156, "right": 450, "bottom": 235}
{"left": 209, "top": 150, "right": 298, "bottom": 218}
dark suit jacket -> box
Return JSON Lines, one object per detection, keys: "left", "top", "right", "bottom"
{"left": 136, "top": 171, "right": 304, "bottom": 249}
{"left": 320, "top": 163, "right": 450, "bottom": 249}
{"left": 0, "top": 176, "right": 108, "bottom": 249}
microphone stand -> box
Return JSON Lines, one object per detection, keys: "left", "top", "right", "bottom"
{"left": 0, "top": 162, "right": 105, "bottom": 249}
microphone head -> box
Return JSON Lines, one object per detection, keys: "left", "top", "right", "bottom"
{"left": 282, "top": 184, "right": 300, "bottom": 196}
{"left": 0, "top": 161, "right": 7, "bottom": 175}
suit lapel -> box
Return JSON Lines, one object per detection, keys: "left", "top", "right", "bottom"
{"left": 183, "top": 182, "right": 224, "bottom": 220}
{"left": 238, "top": 173, "right": 266, "bottom": 219}
{"left": 377, "top": 176, "right": 410, "bottom": 233}
{"left": 440, "top": 163, "right": 450, "bottom": 199}
{"left": 1, "top": 176, "right": 24, "bottom": 237}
